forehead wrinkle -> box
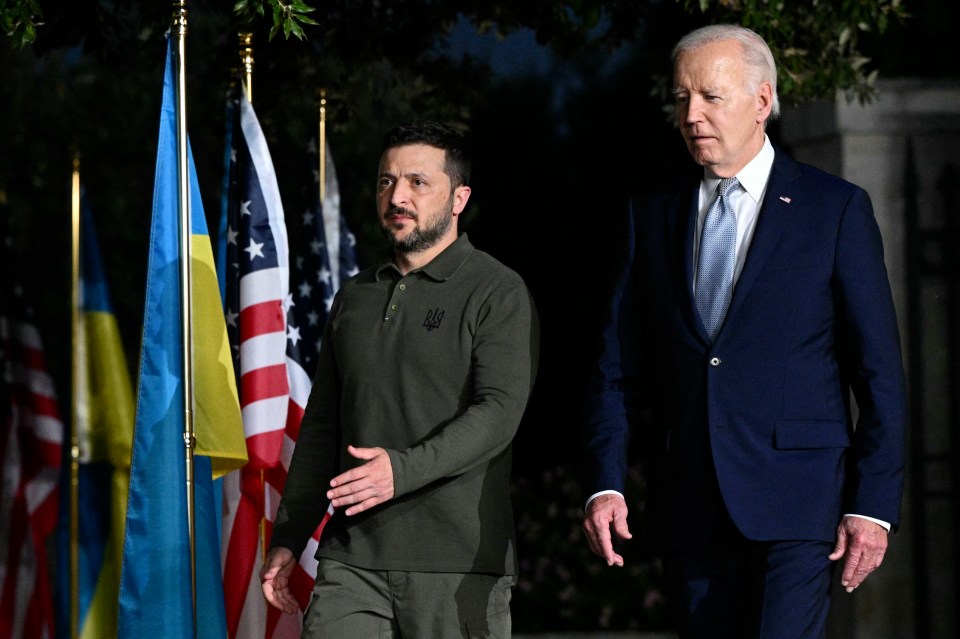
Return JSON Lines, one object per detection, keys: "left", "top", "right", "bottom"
{"left": 675, "top": 46, "right": 743, "bottom": 90}
{"left": 380, "top": 161, "right": 440, "bottom": 177}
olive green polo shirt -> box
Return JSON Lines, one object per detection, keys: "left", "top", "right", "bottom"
{"left": 272, "top": 233, "right": 539, "bottom": 575}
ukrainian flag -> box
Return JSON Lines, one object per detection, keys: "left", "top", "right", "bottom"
{"left": 117, "top": 36, "right": 247, "bottom": 639}
{"left": 54, "top": 193, "right": 135, "bottom": 639}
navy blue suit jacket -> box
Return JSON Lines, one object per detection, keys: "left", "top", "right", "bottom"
{"left": 585, "top": 150, "right": 907, "bottom": 549}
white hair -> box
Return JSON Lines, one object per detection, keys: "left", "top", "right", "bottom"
{"left": 672, "top": 24, "right": 780, "bottom": 121}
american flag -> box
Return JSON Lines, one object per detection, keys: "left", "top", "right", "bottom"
{"left": 271, "top": 136, "right": 358, "bottom": 628}
{"left": 0, "top": 230, "right": 63, "bottom": 639}
{"left": 220, "top": 83, "right": 292, "bottom": 639}
{"left": 286, "top": 136, "right": 358, "bottom": 388}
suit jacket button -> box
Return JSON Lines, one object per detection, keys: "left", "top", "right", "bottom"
{"left": 709, "top": 357, "right": 721, "bottom": 366}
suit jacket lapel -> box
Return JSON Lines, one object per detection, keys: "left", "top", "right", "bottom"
{"left": 664, "top": 182, "right": 708, "bottom": 342}
{"left": 723, "top": 152, "right": 802, "bottom": 328}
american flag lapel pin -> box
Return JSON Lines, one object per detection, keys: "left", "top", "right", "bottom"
{"left": 779, "top": 196, "right": 792, "bottom": 203}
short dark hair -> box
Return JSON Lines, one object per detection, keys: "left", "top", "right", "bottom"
{"left": 381, "top": 120, "right": 471, "bottom": 187}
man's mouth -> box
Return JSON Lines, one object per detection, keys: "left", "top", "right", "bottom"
{"left": 386, "top": 207, "right": 416, "bottom": 221}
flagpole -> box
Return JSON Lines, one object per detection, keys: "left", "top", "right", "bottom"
{"left": 238, "top": 30, "right": 270, "bottom": 562}
{"left": 69, "top": 154, "right": 81, "bottom": 639}
{"left": 239, "top": 32, "right": 253, "bottom": 103}
{"left": 318, "top": 88, "right": 327, "bottom": 203}
{"left": 171, "top": 0, "right": 198, "bottom": 623}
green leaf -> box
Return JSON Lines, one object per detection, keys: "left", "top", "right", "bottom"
{"left": 850, "top": 55, "right": 870, "bottom": 71}
{"left": 290, "top": 20, "right": 305, "bottom": 40}
{"left": 290, "top": 0, "right": 315, "bottom": 11}
{"left": 838, "top": 27, "right": 850, "bottom": 47}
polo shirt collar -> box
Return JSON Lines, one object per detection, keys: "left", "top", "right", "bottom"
{"left": 375, "top": 233, "right": 474, "bottom": 282}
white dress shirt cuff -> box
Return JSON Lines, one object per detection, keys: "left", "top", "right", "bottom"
{"left": 844, "top": 513, "right": 891, "bottom": 531}
{"left": 585, "top": 490, "right": 624, "bottom": 512}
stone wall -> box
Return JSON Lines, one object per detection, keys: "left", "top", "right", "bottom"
{"left": 779, "top": 78, "right": 960, "bottom": 639}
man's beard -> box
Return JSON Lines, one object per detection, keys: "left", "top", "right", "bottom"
{"left": 381, "top": 201, "right": 453, "bottom": 254}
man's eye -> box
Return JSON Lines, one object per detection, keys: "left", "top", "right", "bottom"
{"left": 378, "top": 178, "right": 393, "bottom": 188}
{"left": 413, "top": 179, "right": 426, "bottom": 187}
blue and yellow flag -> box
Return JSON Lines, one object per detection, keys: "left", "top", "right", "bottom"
{"left": 55, "top": 192, "right": 135, "bottom": 639}
{"left": 117, "top": 36, "right": 247, "bottom": 639}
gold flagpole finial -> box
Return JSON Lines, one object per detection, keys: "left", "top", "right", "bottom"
{"left": 172, "top": 0, "right": 187, "bottom": 37}
{"left": 239, "top": 32, "right": 254, "bottom": 102}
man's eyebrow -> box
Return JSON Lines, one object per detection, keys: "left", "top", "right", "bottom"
{"left": 391, "top": 170, "right": 429, "bottom": 181}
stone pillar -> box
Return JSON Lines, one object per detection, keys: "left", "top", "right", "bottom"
{"left": 779, "top": 79, "right": 960, "bottom": 639}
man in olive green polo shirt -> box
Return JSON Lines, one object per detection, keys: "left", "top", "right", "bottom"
{"left": 260, "top": 120, "right": 539, "bottom": 638}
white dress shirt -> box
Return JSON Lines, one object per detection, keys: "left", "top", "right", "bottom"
{"left": 692, "top": 135, "right": 774, "bottom": 291}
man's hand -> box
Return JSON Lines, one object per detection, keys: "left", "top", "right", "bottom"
{"left": 582, "top": 493, "right": 633, "bottom": 567}
{"left": 828, "top": 516, "right": 889, "bottom": 593}
{"left": 327, "top": 445, "right": 395, "bottom": 516}
{"left": 260, "top": 547, "right": 299, "bottom": 614}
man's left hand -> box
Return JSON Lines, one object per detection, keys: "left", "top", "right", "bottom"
{"left": 828, "top": 515, "right": 889, "bottom": 593}
{"left": 327, "top": 445, "right": 395, "bottom": 516}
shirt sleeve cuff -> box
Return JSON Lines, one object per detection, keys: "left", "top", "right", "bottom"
{"left": 585, "top": 489, "right": 624, "bottom": 512}
{"left": 844, "top": 513, "right": 891, "bottom": 531}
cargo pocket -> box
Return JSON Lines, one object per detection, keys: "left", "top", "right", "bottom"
{"left": 463, "top": 574, "right": 514, "bottom": 638}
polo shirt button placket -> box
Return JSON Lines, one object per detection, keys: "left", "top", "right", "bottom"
{"left": 385, "top": 279, "right": 405, "bottom": 322}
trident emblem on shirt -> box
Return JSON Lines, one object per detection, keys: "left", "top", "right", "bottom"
{"left": 423, "top": 308, "right": 445, "bottom": 331}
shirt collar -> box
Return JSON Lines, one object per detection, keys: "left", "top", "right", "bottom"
{"left": 702, "top": 135, "right": 775, "bottom": 204}
{"left": 375, "top": 233, "right": 474, "bottom": 282}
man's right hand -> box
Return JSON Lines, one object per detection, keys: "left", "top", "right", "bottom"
{"left": 582, "top": 493, "right": 633, "bottom": 567}
{"left": 259, "top": 547, "right": 300, "bottom": 614}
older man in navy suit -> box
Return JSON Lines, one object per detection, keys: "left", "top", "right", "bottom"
{"left": 582, "top": 24, "right": 907, "bottom": 639}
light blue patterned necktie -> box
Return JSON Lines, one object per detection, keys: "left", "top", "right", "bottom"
{"left": 695, "top": 177, "right": 739, "bottom": 341}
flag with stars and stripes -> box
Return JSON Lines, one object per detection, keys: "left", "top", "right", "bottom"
{"left": 272, "top": 136, "right": 359, "bottom": 629}
{"left": 219, "top": 80, "right": 293, "bottom": 639}
{"left": 286, "top": 136, "right": 358, "bottom": 394}
{"left": 0, "top": 214, "right": 63, "bottom": 639}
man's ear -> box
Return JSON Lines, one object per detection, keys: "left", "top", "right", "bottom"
{"left": 756, "top": 82, "right": 773, "bottom": 123}
{"left": 451, "top": 185, "right": 472, "bottom": 216}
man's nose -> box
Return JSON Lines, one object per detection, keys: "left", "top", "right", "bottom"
{"left": 390, "top": 182, "right": 411, "bottom": 207}
{"left": 683, "top": 97, "right": 703, "bottom": 123}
